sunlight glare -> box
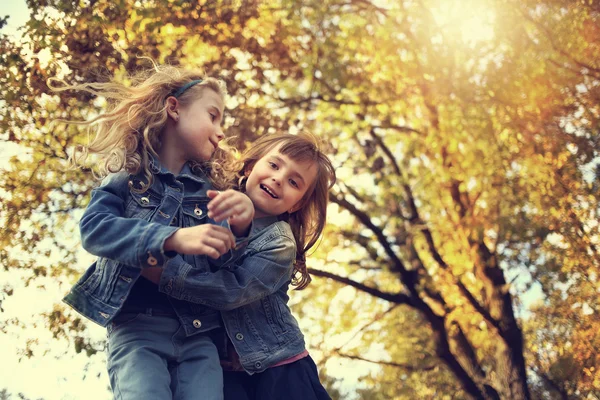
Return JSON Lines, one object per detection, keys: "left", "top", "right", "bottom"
{"left": 430, "top": 0, "right": 495, "bottom": 45}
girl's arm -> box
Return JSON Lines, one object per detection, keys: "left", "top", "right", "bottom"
{"left": 157, "top": 227, "right": 296, "bottom": 310}
{"left": 79, "top": 172, "right": 179, "bottom": 269}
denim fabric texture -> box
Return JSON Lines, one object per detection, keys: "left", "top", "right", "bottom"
{"left": 106, "top": 311, "right": 223, "bottom": 400}
{"left": 63, "top": 158, "right": 234, "bottom": 336}
{"left": 158, "top": 216, "right": 307, "bottom": 374}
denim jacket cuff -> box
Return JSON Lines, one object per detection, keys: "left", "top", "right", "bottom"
{"left": 137, "top": 224, "right": 179, "bottom": 268}
{"left": 159, "top": 255, "right": 192, "bottom": 298}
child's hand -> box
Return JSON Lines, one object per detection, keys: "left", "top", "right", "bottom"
{"left": 164, "top": 224, "right": 236, "bottom": 259}
{"left": 207, "top": 190, "right": 254, "bottom": 237}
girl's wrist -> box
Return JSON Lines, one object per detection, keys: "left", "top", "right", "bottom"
{"left": 230, "top": 222, "right": 251, "bottom": 238}
{"left": 163, "top": 229, "right": 180, "bottom": 252}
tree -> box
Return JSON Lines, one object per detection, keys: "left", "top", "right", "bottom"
{"left": 1, "top": 0, "right": 598, "bottom": 398}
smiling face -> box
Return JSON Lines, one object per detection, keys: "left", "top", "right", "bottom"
{"left": 244, "top": 145, "right": 319, "bottom": 218}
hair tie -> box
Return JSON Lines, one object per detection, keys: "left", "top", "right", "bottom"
{"left": 172, "top": 79, "right": 203, "bottom": 98}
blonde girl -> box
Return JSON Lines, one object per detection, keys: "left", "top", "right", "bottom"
{"left": 53, "top": 64, "right": 254, "bottom": 400}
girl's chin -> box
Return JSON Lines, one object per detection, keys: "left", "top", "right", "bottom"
{"left": 254, "top": 205, "right": 279, "bottom": 219}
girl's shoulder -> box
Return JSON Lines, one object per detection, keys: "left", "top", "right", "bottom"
{"left": 248, "top": 219, "right": 295, "bottom": 250}
{"left": 267, "top": 220, "right": 294, "bottom": 240}
{"left": 95, "top": 171, "right": 131, "bottom": 195}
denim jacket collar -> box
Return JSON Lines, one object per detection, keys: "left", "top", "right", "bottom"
{"left": 149, "top": 155, "right": 207, "bottom": 184}
{"left": 251, "top": 215, "right": 279, "bottom": 235}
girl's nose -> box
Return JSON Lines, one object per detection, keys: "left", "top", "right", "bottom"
{"left": 271, "top": 174, "right": 282, "bottom": 186}
{"left": 216, "top": 127, "right": 225, "bottom": 141}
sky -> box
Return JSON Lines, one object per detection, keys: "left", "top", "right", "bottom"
{"left": 0, "top": 3, "right": 111, "bottom": 399}
{"left": 2, "top": 1, "right": 29, "bottom": 39}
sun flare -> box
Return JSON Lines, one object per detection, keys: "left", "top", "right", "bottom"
{"left": 430, "top": 0, "right": 496, "bottom": 45}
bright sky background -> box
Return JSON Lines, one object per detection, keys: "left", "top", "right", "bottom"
{"left": 0, "top": 1, "right": 552, "bottom": 399}
{"left": 1, "top": 3, "right": 123, "bottom": 399}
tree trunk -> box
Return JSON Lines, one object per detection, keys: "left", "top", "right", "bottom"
{"left": 474, "top": 242, "right": 531, "bottom": 399}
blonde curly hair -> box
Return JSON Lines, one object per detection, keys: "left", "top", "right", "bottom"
{"left": 49, "top": 63, "right": 233, "bottom": 191}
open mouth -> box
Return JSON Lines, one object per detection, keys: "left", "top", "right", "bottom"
{"left": 260, "top": 184, "right": 278, "bottom": 198}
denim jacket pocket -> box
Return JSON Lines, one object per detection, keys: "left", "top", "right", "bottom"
{"left": 181, "top": 198, "right": 209, "bottom": 227}
{"left": 125, "top": 189, "right": 161, "bottom": 220}
{"left": 80, "top": 259, "right": 104, "bottom": 294}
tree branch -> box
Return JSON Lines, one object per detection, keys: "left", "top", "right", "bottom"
{"left": 337, "top": 352, "right": 437, "bottom": 371}
{"left": 308, "top": 267, "right": 411, "bottom": 305}
{"left": 330, "top": 193, "right": 408, "bottom": 276}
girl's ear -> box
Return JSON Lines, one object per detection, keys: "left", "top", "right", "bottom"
{"left": 166, "top": 96, "right": 180, "bottom": 122}
{"left": 288, "top": 199, "right": 304, "bottom": 214}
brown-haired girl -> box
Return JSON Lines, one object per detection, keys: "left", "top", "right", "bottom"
{"left": 143, "top": 132, "right": 336, "bottom": 399}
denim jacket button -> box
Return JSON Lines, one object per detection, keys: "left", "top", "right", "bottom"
{"left": 254, "top": 362, "right": 261, "bottom": 369}
{"left": 147, "top": 255, "right": 158, "bottom": 266}
{"left": 141, "top": 197, "right": 150, "bottom": 205}
{"left": 194, "top": 207, "right": 203, "bottom": 216}
{"left": 235, "top": 333, "right": 244, "bottom": 341}
{"left": 193, "top": 319, "right": 202, "bottom": 329}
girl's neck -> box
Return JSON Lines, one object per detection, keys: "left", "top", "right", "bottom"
{"left": 157, "top": 152, "right": 186, "bottom": 175}
{"left": 157, "top": 140, "right": 186, "bottom": 175}
{"left": 253, "top": 210, "right": 270, "bottom": 219}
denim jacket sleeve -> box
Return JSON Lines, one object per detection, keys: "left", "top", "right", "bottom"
{"left": 79, "top": 172, "right": 179, "bottom": 268}
{"left": 158, "top": 224, "right": 295, "bottom": 310}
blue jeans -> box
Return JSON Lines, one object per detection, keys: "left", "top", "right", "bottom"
{"left": 106, "top": 309, "right": 223, "bottom": 400}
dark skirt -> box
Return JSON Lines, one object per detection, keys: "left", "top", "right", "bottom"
{"left": 223, "top": 356, "right": 331, "bottom": 400}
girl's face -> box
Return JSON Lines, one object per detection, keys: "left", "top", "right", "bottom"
{"left": 163, "top": 88, "right": 225, "bottom": 171}
{"left": 245, "top": 145, "right": 318, "bottom": 218}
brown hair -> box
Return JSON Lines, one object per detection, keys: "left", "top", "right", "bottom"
{"left": 231, "top": 133, "right": 336, "bottom": 289}
{"left": 48, "top": 63, "right": 231, "bottom": 191}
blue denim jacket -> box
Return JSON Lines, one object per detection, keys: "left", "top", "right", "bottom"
{"left": 63, "top": 158, "right": 225, "bottom": 336}
{"left": 158, "top": 216, "right": 306, "bottom": 374}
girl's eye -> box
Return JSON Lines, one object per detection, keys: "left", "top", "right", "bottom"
{"left": 269, "top": 162, "right": 278, "bottom": 169}
{"left": 289, "top": 179, "right": 298, "bottom": 188}
{"left": 209, "top": 113, "right": 216, "bottom": 122}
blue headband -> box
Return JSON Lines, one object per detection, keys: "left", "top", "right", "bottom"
{"left": 172, "top": 79, "right": 203, "bottom": 98}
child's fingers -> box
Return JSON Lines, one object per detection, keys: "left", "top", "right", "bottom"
{"left": 202, "top": 225, "right": 235, "bottom": 244}
{"left": 209, "top": 203, "right": 242, "bottom": 222}
{"left": 198, "top": 243, "right": 222, "bottom": 259}
{"left": 207, "top": 190, "right": 220, "bottom": 199}
{"left": 227, "top": 208, "right": 252, "bottom": 224}
{"left": 207, "top": 189, "right": 236, "bottom": 206}
{"left": 206, "top": 190, "right": 230, "bottom": 211}
{"left": 208, "top": 198, "right": 242, "bottom": 220}
{"left": 202, "top": 225, "right": 236, "bottom": 249}
{"left": 207, "top": 191, "right": 236, "bottom": 212}
{"left": 201, "top": 237, "right": 232, "bottom": 258}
